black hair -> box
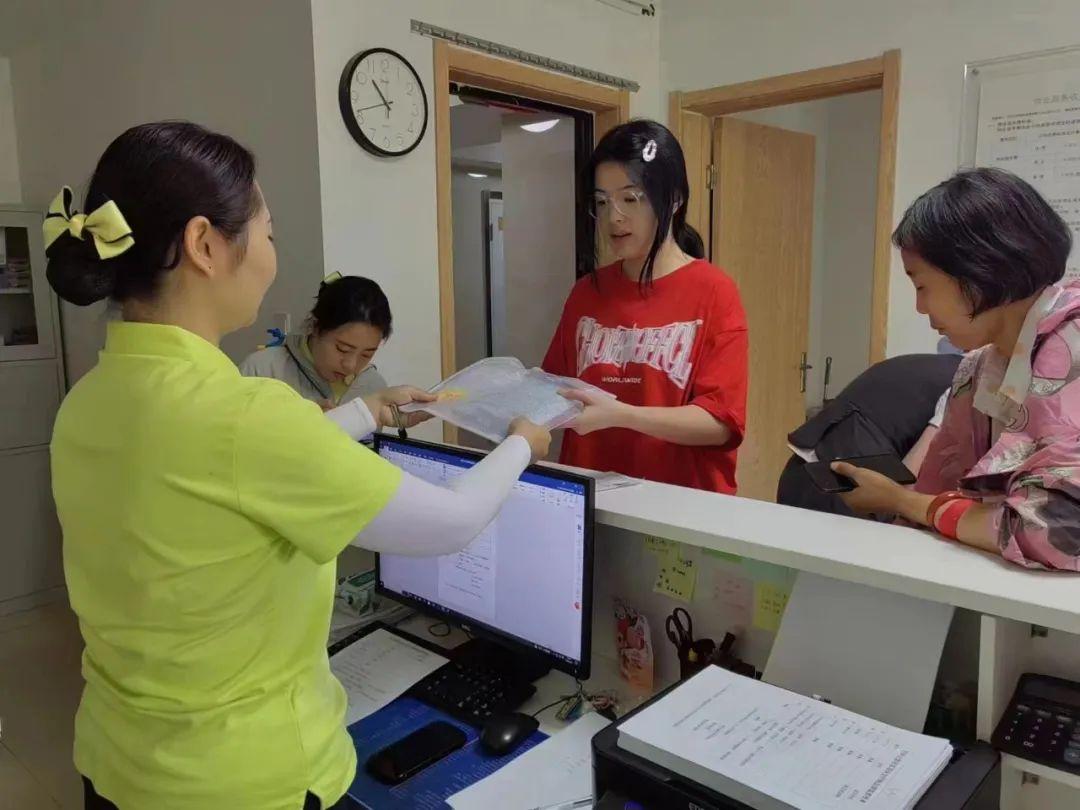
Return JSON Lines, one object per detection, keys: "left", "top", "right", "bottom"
{"left": 45, "top": 121, "right": 261, "bottom": 306}
{"left": 310, "top": 276, "right": 393, "bottom": 339}
{"left": 583, "top": 119, "right": 704, "bottom": 286}
{"left": 892, "top": 167, "right": 1071, "bottom": 315}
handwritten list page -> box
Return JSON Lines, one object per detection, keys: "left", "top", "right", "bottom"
{"left": 329, "top": 628, "right": 448, "bottom": 726}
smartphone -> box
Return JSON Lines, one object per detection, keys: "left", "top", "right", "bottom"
{"left": 365, "top": 721, "right": 467, "bottom": 785}
{"left": 803, "top": 453, "right": 916, "bottom": 494}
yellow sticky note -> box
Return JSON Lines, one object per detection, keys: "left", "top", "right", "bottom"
{"left": 654, "top": 554, "right": 696, "bottom": 603}
{"left": 753, "top": 582, "right": 791, "bottom": 632}
{"left": 644, "top": 536, "right": 680, "bottom": 565}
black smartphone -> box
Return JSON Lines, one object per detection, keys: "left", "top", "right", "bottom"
{"left": 365, "top": 721, "right": 467, "bottom": 785}
{"left": 804, "top": 453, "right": 916, "bottom": 494}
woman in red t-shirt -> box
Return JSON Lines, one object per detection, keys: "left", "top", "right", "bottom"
{"left": 543, "top": 120, "right": 749, "bottom": 493}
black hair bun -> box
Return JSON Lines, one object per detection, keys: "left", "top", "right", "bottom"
{"left": 45, "top": 231, "right": 117, "bottom": 306}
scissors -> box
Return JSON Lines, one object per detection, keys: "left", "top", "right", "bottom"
{"left": 665, "top": 607, "right": 694, "bottom": 650}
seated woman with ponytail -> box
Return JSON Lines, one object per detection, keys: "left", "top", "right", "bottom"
{"left": 240, "top": 274, "right": 392, "bottom": 409}
{"left": 543, "top": 120, "right": 749, "bottom": 493}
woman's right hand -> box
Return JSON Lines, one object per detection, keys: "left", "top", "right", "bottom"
{"left": 508, "top": 418, "right": 551, "bottom": 462}
{"left": 362, "top": 386, "right": 437, "bottom": 429}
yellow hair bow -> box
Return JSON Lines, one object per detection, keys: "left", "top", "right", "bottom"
{"left": 322, "top": 271, "right": 342, "bottom": 284}
{"left": 42, "top": 186, "right": 135, "bottom": 260}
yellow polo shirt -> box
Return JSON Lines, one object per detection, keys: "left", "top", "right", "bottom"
{"left": 51, "top": 322, "right": 401, "bottom": 810}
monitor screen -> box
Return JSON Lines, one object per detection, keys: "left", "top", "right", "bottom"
{"left": 373, "top": 436, "right": 593, "bottom": 678}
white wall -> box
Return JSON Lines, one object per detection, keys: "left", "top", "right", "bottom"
{"left": 502, "top": 115, "right": 577, "bottom": 369}
{"left": 0, "top": 57, "right": 21, "bottom": 204}
{"left": 311, "top": 0, "right": 661, "bottom": 391}
{"left": 452, "top": 170, "right": 502, "bottom": 368}
{"left": 661, "top": 0, "right": 1080, "bottom": 357}
{"left": 1, "top": 0, "right": 324, "bottom": 383}
{"left": 821, "top": 92, "right": 880, "bottom": 396}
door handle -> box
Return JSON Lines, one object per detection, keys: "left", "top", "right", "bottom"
{"left": 798, "top": 352, "right": 813, "bottom": 394}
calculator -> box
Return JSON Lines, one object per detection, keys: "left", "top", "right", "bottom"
{"left": 991, "top": 672, "right": 1080, "bottom": 773}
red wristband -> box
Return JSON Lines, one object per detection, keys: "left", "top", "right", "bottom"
{"left": 926, "top": 491, "right": 968, "bottom": 527}
{"left": 935, "top": 498, "right": 976, "bottom": 540}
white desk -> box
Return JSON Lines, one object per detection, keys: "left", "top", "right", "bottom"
{"left": 381, "top": 478, "right": 1080, "bottom": 809}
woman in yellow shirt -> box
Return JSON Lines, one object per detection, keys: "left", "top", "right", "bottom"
{"left": 46, "top": 121, "right": 549, "bottom": 810}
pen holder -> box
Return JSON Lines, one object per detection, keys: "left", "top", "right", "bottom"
{"left": 677, "top": 638, "right": 717, "bottom": 681}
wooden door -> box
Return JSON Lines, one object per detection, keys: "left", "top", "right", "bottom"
{"left": 712, "top": 117, "right": 814, "bottom": 501}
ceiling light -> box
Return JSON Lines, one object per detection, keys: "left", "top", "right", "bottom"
{"left": 520, "top": 119, "right": 559, "bottom": 133}
{"left": 467, "top": 172, "right": 488, "bottom": 179}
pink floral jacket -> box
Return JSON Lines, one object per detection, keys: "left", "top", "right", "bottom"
{"left": 917, "top": 283, "right": 1080, "bottom": 571}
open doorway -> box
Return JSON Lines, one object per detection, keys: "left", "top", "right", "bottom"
{"left": 450, "top": 88, "right": 592, "bottom": 372}
{"left": 671, "top": 52, "right": 900, "bottom": 501}
{"left": 431, "top": 42, "right": 631, "bottom": 443}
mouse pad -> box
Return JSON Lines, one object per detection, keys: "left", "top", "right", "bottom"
{"left": 345, "top": 696, "right": 547, "bottom": 809}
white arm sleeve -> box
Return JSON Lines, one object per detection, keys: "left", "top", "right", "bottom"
{"left": 353, "top": 435, "right": 532, "bottom": 556}
{"left": 325, "top": 397, "right": 378, "bottom": 439}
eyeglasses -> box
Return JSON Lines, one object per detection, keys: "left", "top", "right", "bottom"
{"left": 589, "top": 188, "right": 648, "bottom": 220}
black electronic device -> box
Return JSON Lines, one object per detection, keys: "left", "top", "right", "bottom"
{"left": 373, "top": 435, "right": 595, "bottom": 726}
{"left": 365, "top": 720, "right": 467, "bottom": 785}
{"left": 992, "top": 672, "right": 1080, "bottom": 773}
{"left": 804, "top": 452, "right": 916, "bottom": 493}
{"left": 479, "top": 711, "right": 540, "bottom": 756}
{"left": 594, "top": 680, "right": 1000, "bottom": 809}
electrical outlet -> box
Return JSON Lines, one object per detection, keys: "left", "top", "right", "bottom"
{"left": 272, "top": 312, "right": 291, "bottom": 335}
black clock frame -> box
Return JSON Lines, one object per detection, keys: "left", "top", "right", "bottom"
{"left": 338, "top": 47, "right": 429, "bottom": 158}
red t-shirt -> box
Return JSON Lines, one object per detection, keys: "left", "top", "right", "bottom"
{"left": 542, "top": 260, "right": 748, "bottom": 493}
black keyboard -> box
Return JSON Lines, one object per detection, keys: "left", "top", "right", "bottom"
{"left": 410, "top": 660, "right": 536, "bottom": 726}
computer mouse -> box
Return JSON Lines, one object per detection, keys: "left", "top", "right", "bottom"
{"left": 479, "top": 712, "right": 539, "bottom": 756}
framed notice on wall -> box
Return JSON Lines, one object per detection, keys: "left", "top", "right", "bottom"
{"left": 961, "top": 45, "right": 1080, "bottom": 279}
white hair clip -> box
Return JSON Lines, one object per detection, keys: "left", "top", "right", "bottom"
{"left": 642, "top": 140, "right": 658, "bottom": 162}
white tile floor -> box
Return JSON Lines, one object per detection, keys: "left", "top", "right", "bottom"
{"left": 0, "top": 601, "right": 84, "bottom": 810}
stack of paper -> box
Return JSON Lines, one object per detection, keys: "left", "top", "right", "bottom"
{"left": 618, "top": 667, "right": 952, "bottom": 810}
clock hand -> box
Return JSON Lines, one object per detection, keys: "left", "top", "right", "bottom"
{"left": 355, "top": 102, "right": 393, "bottom": 113}
{"left": 371, "top": 81, "right": 392, "bottom": 116}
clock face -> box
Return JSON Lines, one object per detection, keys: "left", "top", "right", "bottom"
{"left": 339, "top": 48, "right": 429, "bottom": 158}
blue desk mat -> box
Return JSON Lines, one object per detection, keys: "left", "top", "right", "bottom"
{"left": 345, "top": 697, "right": 547, "bottom": 809}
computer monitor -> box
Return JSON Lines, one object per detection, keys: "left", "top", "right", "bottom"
{"left": 373, "top": 435, "right": 594, "bottom": 679}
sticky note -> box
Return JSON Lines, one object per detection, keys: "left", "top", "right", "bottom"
{"left": 643, "top": 536, "right": 680, "bottom": 565}
{"left": 703, "top": 548, "right": 742, "bottom": 564}
{"left": 712, "top": 572, "right": 752, "bottom": 625}
{"left": 753, "top": 582, "right": 791, "bottom": 632}
{"left": 654, "top": 555, "right": 696, "bottom": 603}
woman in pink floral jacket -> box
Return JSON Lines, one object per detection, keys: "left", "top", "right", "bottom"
{"left": 834, "top": 168, "right": 1080, "bottom": 571}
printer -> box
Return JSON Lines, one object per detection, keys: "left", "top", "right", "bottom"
{"left": 592, "top": 680, "right": 1000, "bottom": 810}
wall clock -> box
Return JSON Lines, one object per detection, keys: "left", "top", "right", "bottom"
{"left": 338, "top": 47, "right": 428, "bottom": 157}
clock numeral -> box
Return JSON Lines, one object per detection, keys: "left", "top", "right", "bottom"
{"left": 412, "top": 104, "right": 419, "bottom": 116}
{"left": 369, "top": 129, "right": 376, "bottom": 139}
{"left": 384, "top": 136, "right": 391, "bottom": 148}
{"left": 406, "top": 83, "right": 414, "bottom": 96}
{"left": 408, "top": 122, "right": 415, "bottom": 134}
{"left": 395, "top": 135, "right": 404, "bottom": 145}
{"left": 354, "top": 70, "right": 367, "bottom": 85}
{"left": 351, "top": 90, "right": 358, "bottom": 102}
{"left": 355, "top": 111, "right": 364, "bottom": 125}
{"left": 381, "top": 57, "right": 389, "bottom": 72}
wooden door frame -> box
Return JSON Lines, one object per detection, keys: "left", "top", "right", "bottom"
{"left": 433, "top": 41, "right": 631, "bottom": 383}
{"left": 669, "top": 49, "right": 900, "bottom": 364}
